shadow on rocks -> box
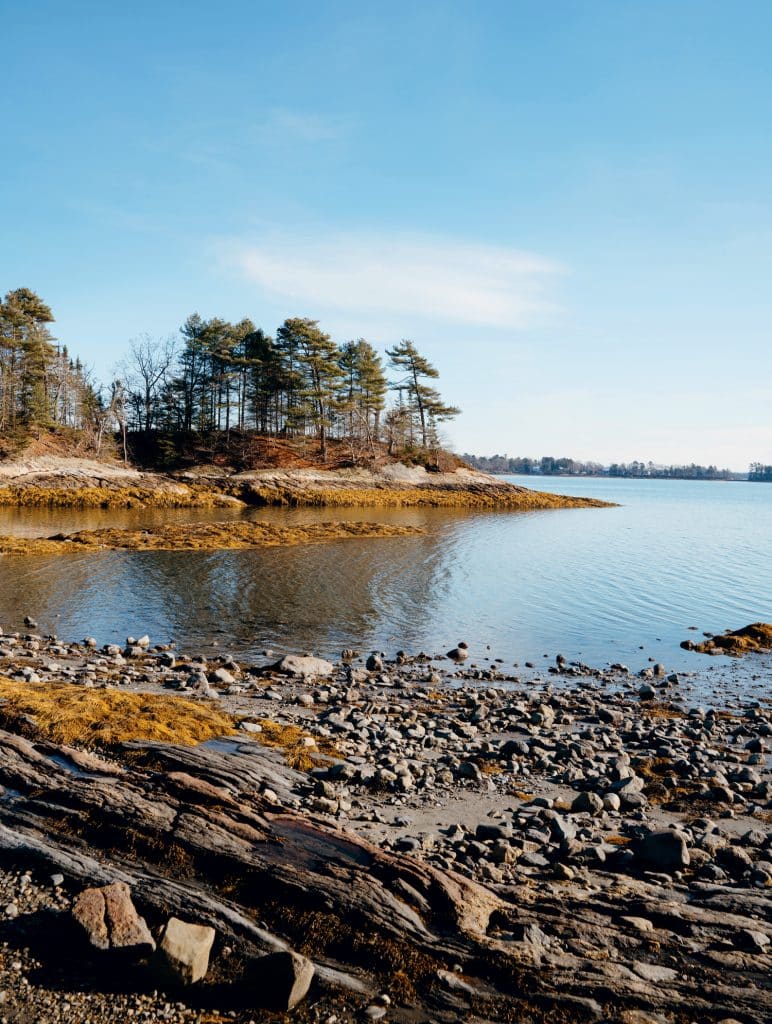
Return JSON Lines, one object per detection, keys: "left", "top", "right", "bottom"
{"left": 0, "top": 911, "right": 323, "bottom": 1014}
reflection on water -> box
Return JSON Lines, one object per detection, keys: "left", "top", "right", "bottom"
{"left": 0, "top": 478, "right": 770, "bottom": 679}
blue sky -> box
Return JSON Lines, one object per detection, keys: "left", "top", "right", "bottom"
{"left": 2, "top": 0, "right": 771, "bottom": 469}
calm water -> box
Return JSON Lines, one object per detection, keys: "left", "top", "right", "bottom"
{"left": 0, "top": 477, "right": 770, "bottom": 683}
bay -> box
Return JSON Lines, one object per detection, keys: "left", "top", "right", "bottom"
{"left": 0, "top": 476, "right": 769, "bottom": 686}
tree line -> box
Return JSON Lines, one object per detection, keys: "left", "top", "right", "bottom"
{"left": 749, "top": 463, "right": 772, "bottom": 482}
{"left": 464, "top": 454, "right": 746, "bottom": 480}
{"left": 0, "top": 289, "right": 460, "bottom": 462}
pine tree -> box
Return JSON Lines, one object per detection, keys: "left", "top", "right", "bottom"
{"left": 386, "top": 340, "right": 459, "bottom": 449}
{"left": 243, "top": 328, "right": 279, "bottom": 433}
{"left": 338, "top": 339, "right": 388, "bottom": 450}
{"left": 281, "top": 318, "right": 344, "bottom": 462}
{"left": 0, "top": 288, "right": 57, "bottom": 426}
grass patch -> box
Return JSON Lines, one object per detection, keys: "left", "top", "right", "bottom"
{"left": 0, "top": 678, "right": 237, "bottom": 747}
{"left": 0, "top": 519, "right": 425, "bottom": 555}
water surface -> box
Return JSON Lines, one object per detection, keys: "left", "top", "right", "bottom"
{"left": 0, "top": 477, "right": 769, "bottom": 689}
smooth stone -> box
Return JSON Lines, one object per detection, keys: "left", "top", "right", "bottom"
{"left": 273, "top": 655, "right": 334, "bottom": 679}
{"left": 155, "top": 917, "right": 215, "bottom": 984}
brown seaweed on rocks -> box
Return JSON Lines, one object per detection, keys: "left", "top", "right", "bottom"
{"left": 0, "top": 520, "right": 425, "bottom": 555}
{"left": 683, "top": 622, "right": 772, "bottom": 656}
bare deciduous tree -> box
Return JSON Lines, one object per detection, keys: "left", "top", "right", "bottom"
{"left": 120, "top": 335, "right": 177, "bottom": 432}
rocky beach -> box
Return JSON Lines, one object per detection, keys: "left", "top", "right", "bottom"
{"left": 0, "top": 625, "right": 769, "bottom": 1024}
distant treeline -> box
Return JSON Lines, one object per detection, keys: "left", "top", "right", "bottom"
{"left": 464, "top": 454, "right": 750, "bottom": 481}
{"left": 749, "top": 463, "right": 772, "bottom": 482}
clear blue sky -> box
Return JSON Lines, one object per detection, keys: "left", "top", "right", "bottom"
{"left": 2, "top": 0, "right": 771, "bottom": 469}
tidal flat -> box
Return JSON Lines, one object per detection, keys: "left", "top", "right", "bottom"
{"left": 0, "top": 519, "right": 425, "bottom": 554}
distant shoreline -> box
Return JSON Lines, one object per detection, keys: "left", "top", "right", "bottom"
{"left": 488, "top": 470, "right": 758, "bottom": 482}
{"left": 463, "top": 454, "right": 770, "bottom": 481}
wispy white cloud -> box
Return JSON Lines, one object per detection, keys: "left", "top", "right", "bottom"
{"left": 253, "top": 108, "right": 347, "bottom": 145}
{"left": 219, "top": 231, "right": 562, "bottom": 329}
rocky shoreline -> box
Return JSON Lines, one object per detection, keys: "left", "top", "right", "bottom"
{"left": 0, "top": 456, "right": 613, "bottom": 510}
{"left": 0, "top": 627, "right": 769, "bottom": 1023}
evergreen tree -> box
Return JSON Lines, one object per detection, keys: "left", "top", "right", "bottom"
{"left": 0, "top": 288, "right": 56, "bottom": 426}
{"left": 338, "top": 339, "right": 388, "bottom": 450}
{"left": 243, "top": 328, "right": 279, "bottom": 433}
{"left": 386, "top": 340, "right": 459, "bottom": 448}
{"left": 177, "top": 314, "right": 208, "bottom": 432}
{"left": 281, "top": 317, "right": 344, "bottom": 461}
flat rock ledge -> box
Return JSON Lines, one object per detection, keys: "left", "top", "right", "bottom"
{"left": 0, "top": 724, "right": 769, "bottom": 1023}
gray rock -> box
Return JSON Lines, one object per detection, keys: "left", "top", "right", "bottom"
{"left": 610, "top": 773, "right": 645, "bottom": 795}
{"left": 548, "top": 814, "right": 576, "bottom": 843}
{"left": 273, "top": 655, "right": 334, "bottom": 679}
{"left": 571, "top": 791, "right": 604, "bottom": 816}
{"left": 621, "top": 916, "right": 654, "bottom": 933}
{"left": 632, "top": 961, "right": 678, "bottom": 983}
{"left": 446, "top": 646, "right": 469, "bottom": 662}
{"left": 734, "top": 929, "right": 770, "bottom": 953}
{"left": 716, "top": 845, "right": 754, "bottom": 876}
{"left": 635, "top": 830, "right": 690, "bottom": 873}
{"left": 475, "top": 822, "right": 512, "bottom": 842}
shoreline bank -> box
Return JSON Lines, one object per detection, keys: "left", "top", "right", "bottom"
{"left": 0, "top": 456, "right": 615, "bottom": 510}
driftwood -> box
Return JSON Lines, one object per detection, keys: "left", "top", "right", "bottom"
{"left": 0, "top": 729, "right": 769, "bottom": 1022}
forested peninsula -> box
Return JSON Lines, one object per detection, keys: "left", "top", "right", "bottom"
{"left": 0, "top": 288, "right": 612, "bottom": 511}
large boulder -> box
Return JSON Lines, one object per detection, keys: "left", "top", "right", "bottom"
{"left": 155, "top": 916, "right": 215, "bottom": 984}
{"left": 72, "top": 882, "right": 155, "bottom": 954}
{"left": 635, "top": 830, "right": 690, "bottom": 873}
{"left": 272, "top": 655, "right": 334, "bottom": 679}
